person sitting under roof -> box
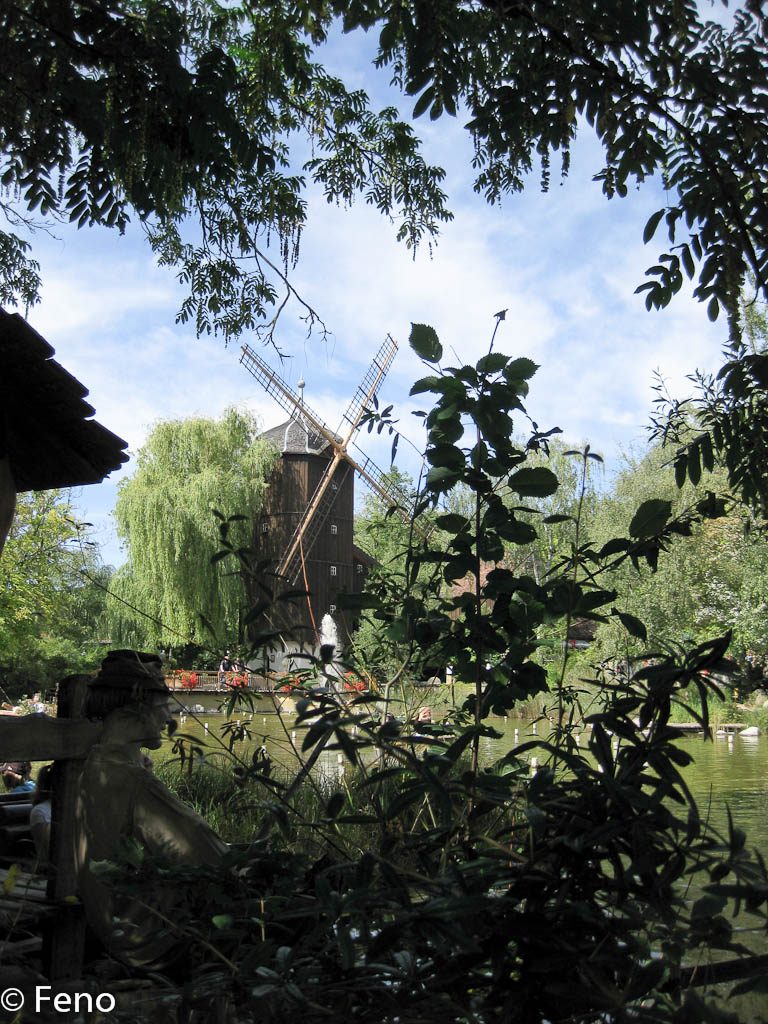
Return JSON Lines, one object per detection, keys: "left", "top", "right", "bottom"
{"left": 1, "top": 761, "right": 34, "bottom": 793}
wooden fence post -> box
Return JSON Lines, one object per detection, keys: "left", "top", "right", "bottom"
{"left": 42, "top": 673, "right": 95, "bottom": 980}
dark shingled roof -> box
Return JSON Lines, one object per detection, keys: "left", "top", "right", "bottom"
{"left": 0, "top": 308, "right": 129, "bottom": 492}
{"left": 260, "top": 417, "right": 338, "bottom": 456}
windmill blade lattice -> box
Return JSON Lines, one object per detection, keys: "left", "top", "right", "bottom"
{"left": 239, "top": 344, "right": 336, "bottom": 447}
{"left": 240, "top": 338, "right": 425, "bottom": 594}
{"left": 348, "top": 439, "right": 420, "bottom": 524}
{"left": 339, "top": 335, "right": 398, "bottom": 432}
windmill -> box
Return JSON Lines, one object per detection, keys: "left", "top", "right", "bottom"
{"left": 239, "top": 336, "right": 419, "bottom": 667}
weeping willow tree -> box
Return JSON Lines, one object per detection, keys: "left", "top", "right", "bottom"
{"left": 109, "top": 407, "right": 278, "bottom": 651}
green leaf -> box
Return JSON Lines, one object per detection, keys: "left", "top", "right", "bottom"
{"left": 688, "top": 442, "right": 701, "bottom": 485}
{"left": 409, "top": 323, "right": 443, "bottom": 362}
{"left": 425, "top": 465, "right": 460, "bottom": 489}
{"left": 434, "top": 512, "right": 470, "bottom": 533}
{"left": 699, "top": 432, "right": 714, "bottom": 472}
{"left": 503, "top": 357, "right": 539, "bottom": 383}
{"left": 629, "top": 499, "right": 672, "bottom": 538}
{"left": 675, "top": 452, "right": 688, "bottom": 489}
{"left": 643, "top": 208, "right": 665, "bottom": 243}
{"left": 598, "top": 537, "right": 631, "bottom": 558}
{"left": 498, "top": 518, "right": 538, "bottom": 545}
{"left": 412, "top": 86, "right": 435, "bottom": 119}
{"left": 507, "top": 466, "right": 559, "bottom": 497}
{"left": 409, "top": 375, "right": 443, "bottom": 396}
{"left": 612, "top": 609, "right": 648, "bottom": 641}
{"left": 577, "top": 588, "right": 616, "bottom": 612}
{"left": 426, "top": 443, "right": 465, "bottom": 469}
{"left": 476, "top": 352, "right": 508, "bottom": 374}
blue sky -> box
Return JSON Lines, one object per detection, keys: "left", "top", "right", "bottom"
{"left": 9, "top": 24, "right": 727, "bottom": 568}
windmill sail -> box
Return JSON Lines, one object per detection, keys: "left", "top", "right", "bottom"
{"left": 240, "top": 335, "right": 427, "bottom": 642}
{"left": 339, "top": 335, "right": 398, "bottom": 432}
{"left": 239, "top": 344, "right": 337, "bottom": 447}
{"left": 348, "top": 440, "right": 420, "bottom": 524}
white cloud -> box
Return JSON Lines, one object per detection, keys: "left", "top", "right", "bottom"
{"left": 5, "top": 67, "right": 738, "bottom": 567}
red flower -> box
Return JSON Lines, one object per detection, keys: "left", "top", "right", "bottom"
{"left": 343, "top": 672, "right": 366, "bottom": 692}
{"left": 179, "top": 670, "right": 199, "bottom": 690}
{"left": 225, "top": 673, "right": 248, "bottom": 690}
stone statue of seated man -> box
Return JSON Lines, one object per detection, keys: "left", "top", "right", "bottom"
{"left": 75, "top": 649, "right": 228, "bottom": 971}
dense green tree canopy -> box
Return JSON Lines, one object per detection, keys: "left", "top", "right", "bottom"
{"left": 594, "top": 442, "right": 768, "bottom": 660}
{"left": 0, "top": 489, "right": 108, "bottom": 691}
{"left": 110, "top": 407, "right": 278, "bottom": 649}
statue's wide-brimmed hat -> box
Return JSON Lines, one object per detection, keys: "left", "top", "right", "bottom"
{"left": 90, "top": 650, "right": 170, "bottom": 696}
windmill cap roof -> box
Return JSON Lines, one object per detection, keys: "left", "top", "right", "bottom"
{"left": 260, "top": 417, "right": 339, "bottom": 455}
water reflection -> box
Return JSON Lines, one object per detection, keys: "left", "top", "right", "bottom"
{"left": 162, "top": 696, "right": 768, "bottom": 852}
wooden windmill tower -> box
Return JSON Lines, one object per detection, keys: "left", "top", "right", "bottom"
{"left": 239, "top": 337, "right": 418, "bottom": 672}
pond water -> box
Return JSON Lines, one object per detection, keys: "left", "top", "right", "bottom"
{"left": 162, "top": 689, "right": 768, "bottom": 856}
{"left": 161, "top": 690, "right": 768, "bottom": 1016}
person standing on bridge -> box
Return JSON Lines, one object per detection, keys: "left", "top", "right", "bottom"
{"left": 218, "top": 651, "right": 232, "bottom": 687}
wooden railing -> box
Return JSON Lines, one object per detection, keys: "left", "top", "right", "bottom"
{"left": 165, "top": 670, "right": 280, "bottom": 692}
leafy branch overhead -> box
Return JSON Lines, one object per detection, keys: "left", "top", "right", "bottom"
{"left": 336, "top": 0, "right": 768, "bottom": 332}
{"left": 0, "top": 0, "right": 451, "bottom": 339}
{"left": 3, "top": 1, "right": 768, "bottom": 347}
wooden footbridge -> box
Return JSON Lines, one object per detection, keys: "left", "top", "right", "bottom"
{"left": 164, "top": 670, "right": 284, "bottom": 694}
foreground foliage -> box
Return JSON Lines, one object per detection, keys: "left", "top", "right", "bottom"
{"left": 140, "top": 661, "right": 763, "bottom": 1023}
{"left": 96, "top": 324, "right": 768, "bottom": 1023}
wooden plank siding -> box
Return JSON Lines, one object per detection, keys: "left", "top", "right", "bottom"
{"left": 252, "top": 448, "right": 359, "bottom": 642}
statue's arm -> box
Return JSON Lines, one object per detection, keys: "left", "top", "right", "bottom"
{"left": 133, "top": 775, "right": 228, "bottom": 864}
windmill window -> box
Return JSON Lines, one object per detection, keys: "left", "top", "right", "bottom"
{"left": 330, "top": 524, "right": 338, "bottom": 535}
{"left": 356, "top": 564, "right": 364, "bottom": 574}
{"left": 261, "top": 522, "right": 269, "bottom": 534}
{"left": 330, "top": 565, "right": 337, "bottom": 577}
{"left": 329, "top": 604, "right": 336, "bottom": 614}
